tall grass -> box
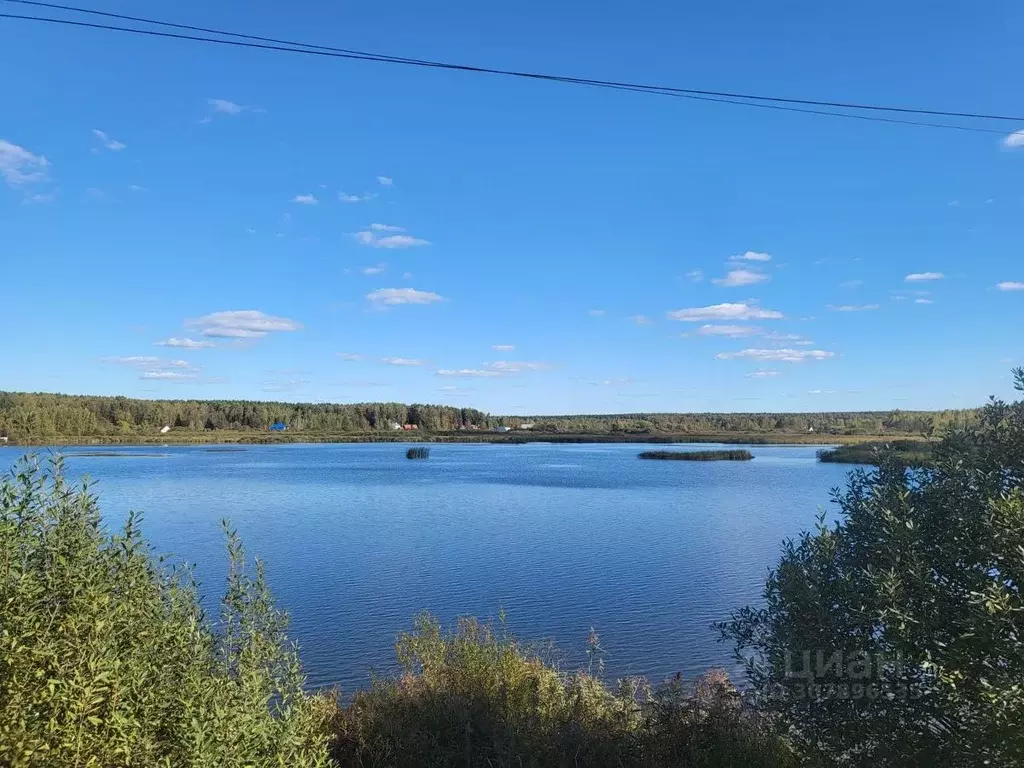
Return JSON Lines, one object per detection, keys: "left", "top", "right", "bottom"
{"left": 405, "top": 447, "right": 430, "bottom": 460}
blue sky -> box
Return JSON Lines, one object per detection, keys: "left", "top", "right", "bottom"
{"left": 2, "top": 0, "right": 1022, "bottom": 414}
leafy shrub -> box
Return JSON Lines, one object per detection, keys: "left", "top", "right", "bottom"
{"left": 332, "top": 613, "right": 796, "bottom": 767}
{"left": 720, "top": 370, "right": 1024, "bottom": 766}
{"left": 0, "top": 455, "right": 335, "bottom": 767}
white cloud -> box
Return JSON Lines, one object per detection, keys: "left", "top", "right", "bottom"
{"left": 339, "top": 191, "right": 377, "bottom": 203}
{"left": 361, "top": 263, "right": 386, "bottom": 275}
{"left": 140, "top": 371, "right": 196, "bottom": 380}
{"left": 154, "top": 337, "right": 215, "bottom": 349}
{"left": 828, "top": 304, "right": 880, "bottom": 312}
{"left": 370, "top": 223, "right": 405, "bottom": 232}
{"left": 292, "top": 194, "right": 318, "bottom": 205}
{"left": 436, "top": 368, "right": 503, "bottom": 378}
{"left": 712, "top": 269, "right": 769, "bottom": 287}
{"left": 492, "top": 344, "right": 515, "bottom": 351}
{"left": 25, "top": 192, "right": 57, "bottom": 204}
{"left": 1003, "top": 130, "right": 1024, "bottom": 149}
{"left": 763, "top": 332, "right": 812, "bottom": 345}
{"left": 914, "top": 298, "right": 934, "bottom": 305}
{"left": 92, "top": 129, "right": 126, "bottom": 151}
{"left": 668, "top": 303, "right": 783, "bottom": 322}
{"left": 695, "top": 324, "right": 761, "bottom": 337}
{"left": 486, "top": 361, "right": 549, "bottom": 373}
{"left": 366, "top": 288, "right": 444, "bottom": 306}
{"left": 716, "top": 348, "right": 834, "bottom": 363}
{"left": 353, "top": 230, "right": 429, "bottom": 248}
{"left": 208, "top": 98, "right": 245, "bottom": 114}
{"left": 629, "top": 314, "right": 653, "bottom": 325}
{"left": 746, "top": 369, "right": 780, "bottom": 378}
{"left": 684, "top": 270, "right": 704, "bottom": 282}
{"left": 187, "top": 310, "right": 302, "bottom": 339}
{"left": 905, "top": 272, "right": 944, "bottom": 282}
{"left": 377, "top": 176, "right": 393, "bottom": 186}
{"left": 839, "top": 280, "right": 864, "bottom": 289}
{"left": 588, "top": 309, "right": 606, "bottom": 317}
{"left": 382, "top": 357, "right": 424, "bottom": 366}
{"left": 0, "top": 139, "right": 50, "bottom": 187}
{"left": 730, "top": 251, "right": 772, "bottom": 262}
{"left": 128, "top": 184, "right": 145, "bottom": 192}
{"left": 337, "top": 352, "right": 363, "bottom": 361}
{"left": 996, "top": 281, "right": 1024, "bottom": 291}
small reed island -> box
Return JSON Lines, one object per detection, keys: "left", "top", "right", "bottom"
{"left": 406, "top": 447, "right": 430, "bottom": 459}
{"left": 638, "top": 449, "right": 754, "bottom": 461}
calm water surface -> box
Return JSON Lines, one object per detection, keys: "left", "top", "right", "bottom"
{"left": 5, "top": 443, "right": 855, "bottom": 690}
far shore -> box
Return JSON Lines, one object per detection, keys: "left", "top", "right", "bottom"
{"left": 2, "top": 431, "right": 912, "bottom": 448}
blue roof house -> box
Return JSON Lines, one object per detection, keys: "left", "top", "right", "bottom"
{"left": 269, "top": 421, "right": 288, "bottom": 432}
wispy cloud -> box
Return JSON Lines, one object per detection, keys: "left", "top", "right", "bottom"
{"left": 905, "top": 272, "right": 944, "bottom": 282}
{"left": 339, "top": 191, "right": 377, "bottom": 203}
{"left": 141, "top": 371, "right": 196, "bottom": 380}
{"left": 381, "top": 357, "right": 424, "bottom": 366}
{"left": 716, "top": 348, "right": 834, "bottom": 363}
{"left": 436, "top": 368, "right": 503, "bottom": 378}
{"left": 996, "top": 281, "right": 1024, "bottom": 291}
{"left": 486, "top": 361, "right": 549, "bottom": 373}
{"left": 187, "top": 310, "right": 302, "bottom": 339}
{"left": 292, "top": 194, "right": 318, "bottom": 205}
{"left": 366, "top": 288, "right": 444, "bottom": 306}
{"left": 588, "top": 309, "right": 606, "bottom": 317}
{"left": 207, "top": 98, "right": 249, "bottom": 115}
{"left": 1003, "top": 130, "right": 1024, "bottom": 149}
{"left": 353, "top": 230, "right": 429, "bottom": 248}
{"left": 128, "top": 184, "right": 146, "bottom": 193}
{"left": 154, "top": 337, "right": 215, "bottom": 349}
{"left": 337, "top": 352, "right": 363, "bottom": 361}
{"left": 0, "top": 139, "right": 50, "bottom": 187}
{"left": 370, "top": 223, "right": 405, "bottom": 232}
{"left": 839, "top": 279, "right": 864, "bottom": 289}
{"left": 828, "top": 304, "right": 880, "bottom": 312}
{"left": 92, "top": 129, "right": 126, "bottom": 151}
{"left": 694, "top": 324, "right": 761, "bottom": 337}
{"left": 377, "top": 176, "right": 393, "bottom": 186}
{"left": 746, "top": 369, "right": 780, "bottom": 378}
{"left": 668, "top": 303, "right": 783, "bottom": 322}
{"left": 914, "top": 298, "right": 934, "bottom": 305}
{"left": 730, "top": 251, "right": 772, "bottom": 262}
{"left": 683, "top": 269, "right": 704, "bottom": 282}
{"left": 361, "top": 263, "right": 386, "bottom": 275}
{"left": 25, "top": 191, "right": 57, "bottom": 204}
{"left": 492, "top": 344, "right": 515, "bottom": 351}
{"left": 712, "top": 269, "right": 769, "bottom": 287}
{"left": 629, "top": 314, "right": 653, "bottom": 325}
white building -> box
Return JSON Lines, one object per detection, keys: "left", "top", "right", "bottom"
{"left": 519, "top": 423, "right": 536, "bottom": 430}
{"left": 160, "top": 425, "right": 171, "bottom": 434}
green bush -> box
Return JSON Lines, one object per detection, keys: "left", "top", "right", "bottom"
{"left": 0, "top": 455, "right": 335, "bottom": 767}
{"left": 332, "top": 614, "right": 796, "bottom": 767}
{"left": 719, "top": 370, "right": 1024, "bottom": 766}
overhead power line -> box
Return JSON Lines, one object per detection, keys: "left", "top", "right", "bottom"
{"left": 1, "top": 0, "right": 1018, "bottom": 136}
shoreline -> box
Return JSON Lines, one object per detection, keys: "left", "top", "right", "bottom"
{"left": 2, "top": 432, "right": 912, "bottom": 448}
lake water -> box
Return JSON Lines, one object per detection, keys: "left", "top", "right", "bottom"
{"left": 3, "top": 442, "right": 855, "bottom": 691}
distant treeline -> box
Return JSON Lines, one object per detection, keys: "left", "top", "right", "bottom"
{"left": 0, "top": 391, "right": 976, "bottom": 440}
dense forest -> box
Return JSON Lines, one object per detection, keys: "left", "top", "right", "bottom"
{"left": 0, "top": 391, "right": 975, "bottom": 440}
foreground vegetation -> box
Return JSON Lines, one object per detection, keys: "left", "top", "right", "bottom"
{"left": 815, "top": 439, "right": 933, "bottom": 466}
{"left": 639, "top": 450, "right": 754, "bottom": 461}
{"left": 1, "top": 390, "right": 974, "bottom": 442}
{"left": 3, "top": 371, "right": 1021, "bottom": 765}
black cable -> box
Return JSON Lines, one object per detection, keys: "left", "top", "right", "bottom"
{"left": 5, "top": 0, "right": 1024, "bottom": 124}
{"left": 0, "top": 8, "right": 1012, "bottom": 136}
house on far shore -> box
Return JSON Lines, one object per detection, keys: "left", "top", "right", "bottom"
{"left": 389, "top": 421, "right": 402, "bottom": 430}
{"left": 402, "top": 424, "right": 419, "bottom": 431}
{"left": 0, "top": 436, "right": 8, "bottom": 443}
{"left": 160, "top": 425, "right": 171, "bottom": 434}
{"left": 493, "top": 426, "right": 512, "bottom": 433}
{"left": 808, "top": 426, "right": 815, "bottom": 433}
{"left": 519, "top": 423, "right": 535, "bottom": 430}
{"left": 269, "top": 421, "right": 288, "bottom": 432}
